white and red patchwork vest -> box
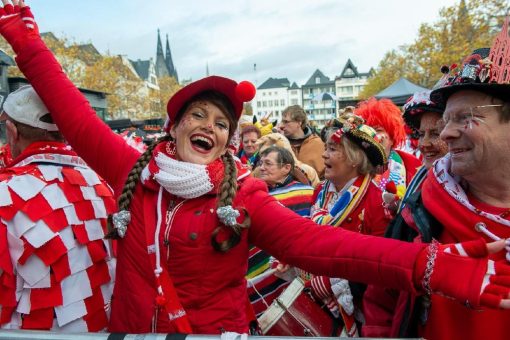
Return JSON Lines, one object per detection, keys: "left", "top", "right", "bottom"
{"left": 0, "top": 151, "right": 117, "bottom": 331}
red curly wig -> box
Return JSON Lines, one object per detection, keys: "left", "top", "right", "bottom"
{"left": 355, "top": 98, "right": 406, "bottom": 148}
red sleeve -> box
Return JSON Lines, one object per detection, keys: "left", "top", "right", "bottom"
{"left": 242, "top": 178, "right": 425, "bottom": 293}
{"left": 362, "top": 183, "right": 391, "bottom": 237}
{"left": 13, "top": 38, "right": 140, "bottom": 195}
{"left": 396, "top": 150, "right": 422, "bottom": 185}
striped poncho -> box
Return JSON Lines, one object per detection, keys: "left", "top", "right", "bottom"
{"left": 247, "top": 177, "right": 314, "bottom": 317}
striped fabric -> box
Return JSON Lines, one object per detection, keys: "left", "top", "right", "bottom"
{"left": 269, "top": 181, "right": 314, "bottom": 217}
{"left": 247, "top": 179, "right": 313, "bottom": 317}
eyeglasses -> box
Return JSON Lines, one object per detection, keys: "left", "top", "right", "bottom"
{"left": 443, "top": 104, "right": 503, "bottom": 129}
{"left": 257, "top": 159, "right": 282, "bottom": 168}
{"left": 281, "top": 119, "right": 298, "bottom": 125}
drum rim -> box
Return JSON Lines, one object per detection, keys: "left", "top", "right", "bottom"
{"left": 257, "top": 277, "right": 305, "bottom": 334}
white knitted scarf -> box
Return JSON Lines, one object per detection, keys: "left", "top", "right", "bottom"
{"left": 142, "top": 152, "right": 214, "bottom": 199}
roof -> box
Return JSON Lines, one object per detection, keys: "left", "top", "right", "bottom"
{"left": 303, "top": 69, "right": 333, "bottom": 87}
{"left": 76, "top": 43, "right": 101, "bottom": 65}
{"left": 289, "top": 82, "right": 299, "bottom": 90}
{"left": 8, "top": 76, "right": 108, "bottom": 97}
{"left": 336, "top": 59, "right": 372, "bottom": 80}
{"left": 258, "top": 77, "right": 291, "bottom": 90}
{"left": 375, "top": 77, "right": 429, "bottom": 105}
{"left": 340, "top": 59, "right": 358, "bottom": 78}
{"left": 130, "top": 59, "right": 151, "bottom": 80}
{"left": 40, "top": 32, "right": 59, "bottom": 43}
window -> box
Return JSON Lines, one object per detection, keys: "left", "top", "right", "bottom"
{"left": 268, "top": 100, "right": 273, "bottom": 106}
{"left": 291, "top": 99, "right": 298, "bottom": 105}
{"left": 262, "top": 101, "right": 267, "bottom": 107}
{"left": 280, "top": 99, "right": 285, "bottom": 106}
{"left": 315, "top": 77, "right": 321, "bottom": 84}
{"left": 291, "top": 90, "right": 297, "bottom": 95}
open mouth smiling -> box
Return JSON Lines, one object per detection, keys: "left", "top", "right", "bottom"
{"left": 190, "top": 134, "right": 214, "bottom": 152}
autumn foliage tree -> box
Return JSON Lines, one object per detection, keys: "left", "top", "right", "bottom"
{"left": 156, "top": 75, "right": 181, "bottom": 118}
{"left": 359, "top": 0, "right": 510, "bottom": 98}
{"left": 0, "top": 32, "right": 175, "bottom": 120}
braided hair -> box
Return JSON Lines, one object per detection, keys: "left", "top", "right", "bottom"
{"left": 106, "top": 133, "right": 172, "bottom": 238}
{"left": 211, "top": 151, "right": 251, "bottom": 252}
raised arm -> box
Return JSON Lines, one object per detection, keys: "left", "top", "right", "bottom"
{"left": 0, "top": 1, "right": 140, "bottom": 194}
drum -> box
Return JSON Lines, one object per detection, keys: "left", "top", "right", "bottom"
{"left": 257, "top": 277, "right": 336, "bottom": 337}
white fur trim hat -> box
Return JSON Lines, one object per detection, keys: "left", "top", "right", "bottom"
{"left": 1, "top": 85, "right": 58, "bottom": 131}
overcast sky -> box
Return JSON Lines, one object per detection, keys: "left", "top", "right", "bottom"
{"left": 29, "top": 0, "right": 459, "bottom": 86}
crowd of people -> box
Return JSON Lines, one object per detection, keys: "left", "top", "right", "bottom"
{"left": 1, "top": 1, "right": 510, "bottom": 340}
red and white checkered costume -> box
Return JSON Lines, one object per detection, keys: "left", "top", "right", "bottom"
{"left": 0, "top": 142, "right": 117, "bottom": 331}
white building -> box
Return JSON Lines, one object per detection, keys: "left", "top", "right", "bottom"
{"left": 301, "top": 69, "right": 336, "bottom": 127}
{"left": 335, "top": 59, "right": 372, "bottom": 111}
{"left": 253, "top": 78, "right": 302, "bottom": 122}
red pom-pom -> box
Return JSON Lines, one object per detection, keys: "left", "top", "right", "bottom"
{"left": 235, "top": 81, "right": 256, "bottom": 102}
{"left": 155, "top": 295, "right": 167, "bottom": 306}
{"left": 385, "top": 181, "right": 397, "bottom": 194}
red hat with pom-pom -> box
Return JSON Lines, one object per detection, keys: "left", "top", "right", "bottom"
{"left": 165, "top": 75, "right": 256, "bottom": 131}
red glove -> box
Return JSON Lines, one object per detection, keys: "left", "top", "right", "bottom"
{"left": 414, "top": 238, "right": 510, "bottom": 309}
{"left": 0, "top": 1, "right": 39, "bottom": 53}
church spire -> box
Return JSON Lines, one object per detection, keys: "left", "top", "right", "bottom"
{"left": 165, "top": 34, "right": 179, "bottom": 83}
{"left": 155, "top": 29, "right": 169, "bottom": 77}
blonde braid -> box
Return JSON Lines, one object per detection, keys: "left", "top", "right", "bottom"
{"left": 106, "top": 134, "right": 172, "bottom": 238}
{"left": 211, "top": 152, "right": 251, "bottom": 252}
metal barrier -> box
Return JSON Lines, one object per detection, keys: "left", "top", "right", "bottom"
{"left": 0, "top": 330, "right": 420, "bottom": 340}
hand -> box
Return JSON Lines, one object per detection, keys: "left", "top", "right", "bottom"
{"left": 275, "top": 262, "right": 290, "bottom": 274}
{"left": 0, "top": 0, "right": 39, "bottom": 52}
{"left": 415, "top": 238, "right": 510, "bottom": 309}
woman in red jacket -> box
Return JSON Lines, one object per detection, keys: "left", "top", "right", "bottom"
{"left": 1, "top": 2, "right": 510, "bottom": 335}
{"left": 309, "top": 115, "right": 389, "bottom": 336}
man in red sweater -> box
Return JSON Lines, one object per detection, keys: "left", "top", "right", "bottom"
{"left": 362, "top": 34, "right": 510, "bottom": 339}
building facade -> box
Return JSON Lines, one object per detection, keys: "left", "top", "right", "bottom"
{"left": 335, "top": 59, "right": 372, "bottom": 112}
{"left": 252, "top": 77, "right": 302, "bottom": 122}
{"left": 301, "top": 69, "right": 335, "bottom": 127}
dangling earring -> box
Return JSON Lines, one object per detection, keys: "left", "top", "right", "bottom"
{"left": 166, "top": 140, "right": 177, "bottom": 156}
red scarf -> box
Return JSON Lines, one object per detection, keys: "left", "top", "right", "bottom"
{"left": 421, "top": 169, "right": 510, "bottom": 261}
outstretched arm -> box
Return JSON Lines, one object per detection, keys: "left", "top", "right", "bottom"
{"left": 0, "top": 1, "right": 140, "bottom": 195}
{"left": 244, "top": 181, "right": 510, "bottom": 310}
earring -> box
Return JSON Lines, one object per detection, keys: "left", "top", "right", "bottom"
{"left": 166, "top": 140, "right": 176, "bottom": 156}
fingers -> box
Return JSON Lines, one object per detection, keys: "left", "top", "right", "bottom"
{"left": 487, "top": 239, "right": 506, "bottom": 255}
{"left": 276, "top": 263, "right": 290, "bottom": 273}
{"left": 499, "top": 299, "right": 510, "bottom": 309}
